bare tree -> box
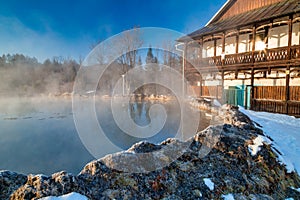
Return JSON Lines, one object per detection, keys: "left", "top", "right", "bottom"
{"left": 112, "top": 27, "right": 144, "bottom": 95}
{"left": 115, "top": 27, "right": 143, "bottom": 73}
{"left": 89, "top": 39, "right": 108, "bottom": 65}
{"left": 90, "top": 27, "right": 143, "bottom": 69}
{"left": 162, "top": 39, "right": 176, "bottom": 66}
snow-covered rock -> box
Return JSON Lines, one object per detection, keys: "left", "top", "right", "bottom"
{"left": 221, "top": 193, "right": 234, "bottom": 200}
{"left": 0, "top": 171, "right": 27, "bottom": 200}
{"left": 248, "top": 135, "right": 271, "bottom": 156}
{"left": 240, "top": 107, "right": 300, "bottom": 173}
{"left": 39, "top": 192, "right": 87, "bottom": 200}
{"left": 203, "top": 178, "right": 214, "bottom": 190}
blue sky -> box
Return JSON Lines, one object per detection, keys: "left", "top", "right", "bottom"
{"left": 0, "top": 0, "right": 226, "bottom": 62}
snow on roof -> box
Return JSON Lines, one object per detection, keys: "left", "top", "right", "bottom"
{"left": 205, "top": 0, "right": 232, "bottom": 26}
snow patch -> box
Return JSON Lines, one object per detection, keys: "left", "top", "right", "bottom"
{"left": 38, "top": 192, "right": 88, "bottom": 200}
{"left": 248, "top": 135, "right": 268, "bottom": 156}
{"left": 290, "top": 187, "right": 300, "bottom": 192}
{"left": 222, "top": 193, "right": 234, "bottom": 200}
{"left": 240, "top": 107, "right": 300, "bottom": 173}
{"left": 213, "top": 99, "right": 222, "bottom": 107}
{"left": 204, "top": 98, "right": 211, "bottom": 102}
{"left": 203, "top": 178, "right": 214, "bottom": 190}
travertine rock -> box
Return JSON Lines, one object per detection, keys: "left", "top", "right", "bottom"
{"left": 5, "top": 105, "right": 300, "bottom": 200}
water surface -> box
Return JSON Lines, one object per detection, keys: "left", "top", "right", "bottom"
{"left": 0, "top": 97, "right": 213, "bottom": 175}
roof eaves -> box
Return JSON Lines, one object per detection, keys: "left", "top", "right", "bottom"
{"left": 188, "top": 0, "right": 300, "bottom": 39}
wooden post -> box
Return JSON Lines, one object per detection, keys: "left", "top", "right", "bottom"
{"left": 263, "top": 71, "right": 267, "bottom": 78}
{"left": 213, "top": 37, "right": 217, "bottom": 64}
{"left": 287, "top": 15, "right": 293, "bottom": 60}
{"left": 250, "top": 68, "right": 255, "bottom": 110}
{"left": 251, "top": 26, "right": 256, "bottom": 63}
{"left": 250, "top": 23, "right": 256, "bottom": 101}
{"left": 236, "top": 30, "right": 239, "bottom": 54}
{"left": 221, "top": 70, "right": 225, "bottom": 104}
{"left": 286, "top": 66, "right": 290, "bottom": 114}
{"left": 222, "top": 32, "right": 226, "bottom": 66}
{"left": 222, "top": 32, "right": 226, "bottom": 54}
{"left": 235, "top": 69, "right": 238, "bottom": 79}
{"left": 265, "top": 26, "right": 269, "bottom": 48}
{"left": 245, "top": 85, "right": 248, "bottom": 109}
{"left": 200, "top": 75, "right": 203, "bottom": 97}
{"left": 285, "top": 15, "right": 292, "bottom": 114}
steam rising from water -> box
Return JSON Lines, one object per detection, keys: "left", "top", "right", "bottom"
{"left": 0, "top": 56, "right": 79, "bottom": 97}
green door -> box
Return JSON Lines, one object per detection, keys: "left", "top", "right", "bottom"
{"left": 225, "top": 86, "right": 245, "bottom": 107}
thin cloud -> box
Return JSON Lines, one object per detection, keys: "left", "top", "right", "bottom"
{"left": 0, "top": 15, "right": 89, "bottom": 62}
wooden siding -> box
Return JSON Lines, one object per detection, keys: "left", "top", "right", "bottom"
{"left": 251, "top": 86, "right": 300, "bottom": 116}
{"left": 290, "top": 86, "right": 300, "bottom": 101}
{"left": 252, "top": 86, "right": 286, "bottom": 100}
{"left": 219, "top": 0, "right": 284, "bottom": 21}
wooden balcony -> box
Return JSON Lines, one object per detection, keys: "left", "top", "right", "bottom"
{"left": 195, "top": 45, "right": 300, "bottom": 70}
{"left": 291, "top": 45, "right": 300, "bottom": 60}
{"left": 185, "top": 46, "right": 300, "bottom": 117}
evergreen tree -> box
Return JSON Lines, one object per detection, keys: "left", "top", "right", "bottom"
{"left": 146, "top": 46, "right": 154, "bottom": 64}
{"left": 145, "top": 46, "right": 159, "bottom": 64}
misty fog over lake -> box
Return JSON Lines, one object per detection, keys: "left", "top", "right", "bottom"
{"left": 0, "top": 97, "right": 213, "bottom": 175}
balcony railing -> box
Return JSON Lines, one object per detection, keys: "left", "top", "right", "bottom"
{"left": 225, "top": 52, "right": 252, "bottom": 65}
{"left": 199, "top": 45, "right": 300, "bottom": 67}
{"left": 291, "top": 46, "right": 300, "bottom": 59}
{"left": 201, "top": 56, "right": 222, "bottom": 66}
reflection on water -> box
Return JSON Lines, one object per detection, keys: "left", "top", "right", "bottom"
{"left": 96, "top": 99, "right": 181, "bottom": 150}
{"left": 0, "top": 97, "right": 214, "bottom": 175}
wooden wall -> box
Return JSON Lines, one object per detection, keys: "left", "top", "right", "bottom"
{"left": 252, "top": 86, "right": 300, "bottom": 101}
{"left": 251, "top": 86, "right": 300, "bottom": 116}
{"left": 219, "top": 0, "right": 283, "bottom": 21}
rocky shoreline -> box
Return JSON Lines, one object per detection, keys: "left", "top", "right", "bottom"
{"left": 1, "top": 105, "right": 300, "bottom": 199}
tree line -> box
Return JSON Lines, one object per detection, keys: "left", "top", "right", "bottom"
{"left": 0, "top": 54, "right": 79, "bottom": 97}
{"left": 0, "top": 28, "right": 182, "bottom": 97}
{"left": 0, "top": 50, "right": 181, "bottom": 97}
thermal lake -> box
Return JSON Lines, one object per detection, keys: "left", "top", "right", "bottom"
{"left": 0, "top": 97, "right": 214, "bottom": 175}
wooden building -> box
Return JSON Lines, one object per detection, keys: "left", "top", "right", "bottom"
{"left": 180, "top": 0, "right": 300, "bottom": 116}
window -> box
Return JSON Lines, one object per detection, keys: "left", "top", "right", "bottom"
{"left": 255, "top": 31, "right": 266, "bottom": 50}
{"left": 202, "top": 40, "right": 214, "bottom": 58}
{"left": 268, "top": 25, "right": 288, "bottom": 48}
{"left": 216, "top": 39, "right": 223, "bottom": 56}
{"left": 225, "top": 36, "right": 236, "bottom": 54}
{"left": 292, "top": 22, "right": 300, "bottom": 46}
{"left": 238, "top": 33, "right": 251, "bottom": 53}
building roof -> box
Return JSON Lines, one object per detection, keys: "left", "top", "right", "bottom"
{"left": 205, "top": 0, "right": 235, "bottom": 26}
{"left": 186, "top": 0, "right": 300, "bottom": 40}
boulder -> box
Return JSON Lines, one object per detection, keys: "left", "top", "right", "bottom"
{"left": 0, "top": 171, "right": 27, "bottom": 200}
